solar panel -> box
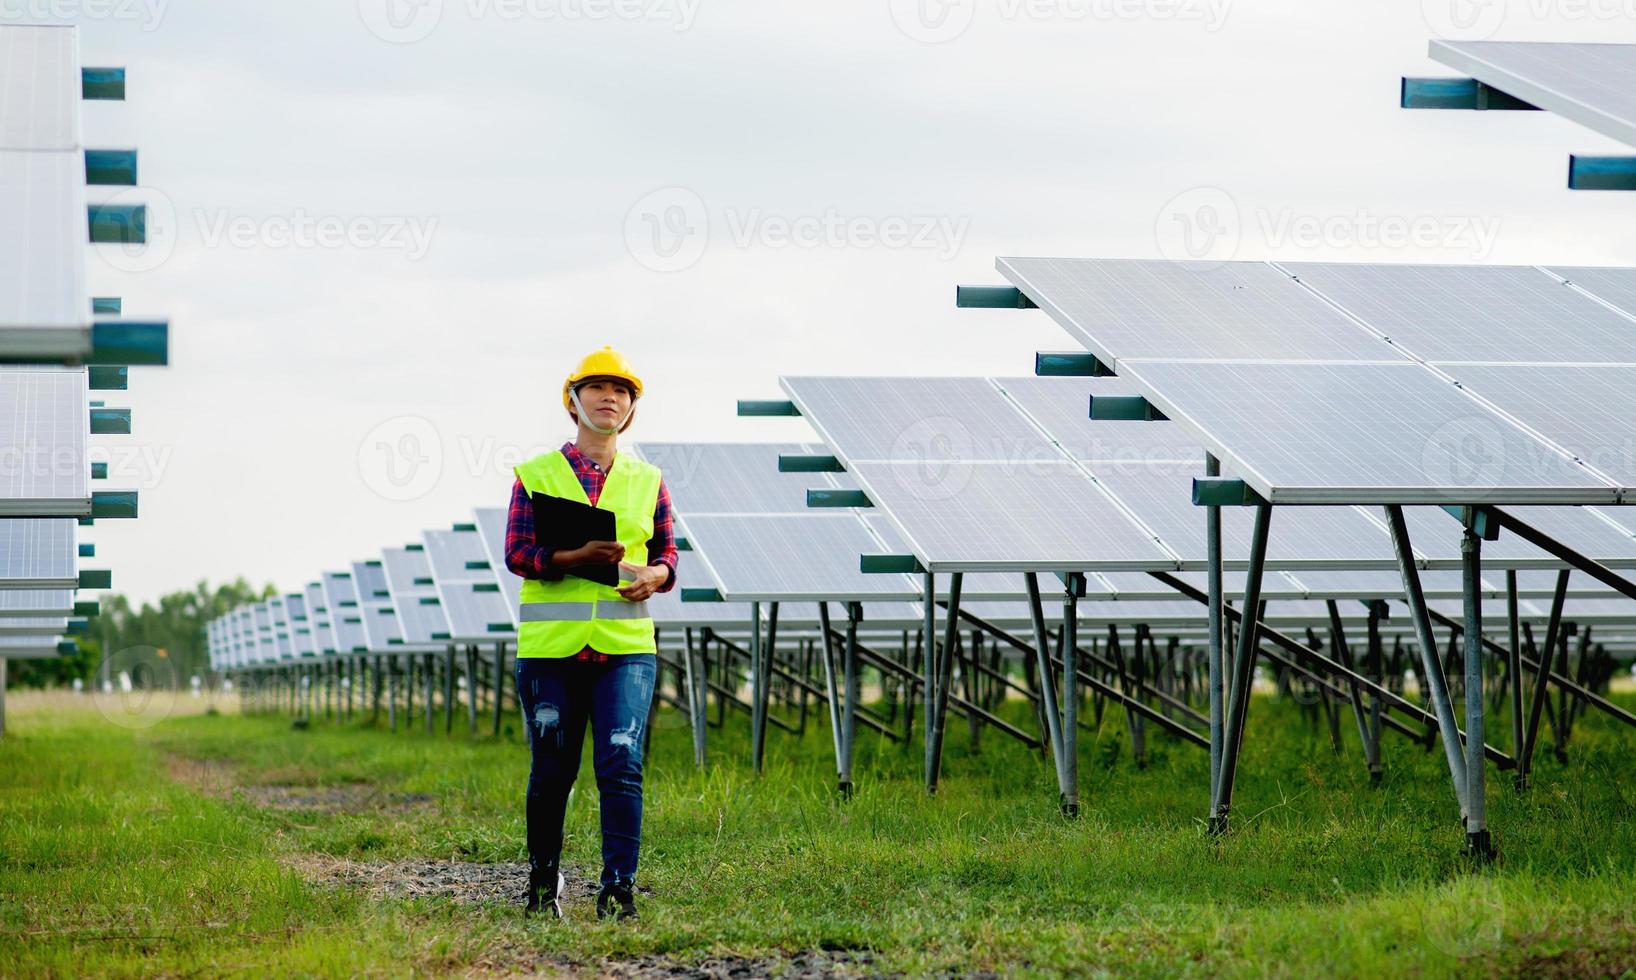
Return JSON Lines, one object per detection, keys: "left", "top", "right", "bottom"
{"left": 303, "top": 581, "right": 338, "bottom": 655}
{"left": 1096, "top": 570, "right": 1308, "bottom": 601}
{"left": 471, "top": 506, "right": 523, "bottom": 627}
{"left": 0, "top": 616, "right": 67, "bottom": 636}
{"left": 422, "top": 527, "right": 515, "bottom": 642}
{"left": 0, "top": 518, "right": 76, "bottom": 586}
{"left": 268, "top": 596, "right": 294, "bottom": 660}
{"left": 1548, "top": 266, "right": 1636, "bottom": 321}
{"left": 1, "top": 369, "right": 89, "bottom": 515}
{"left": 1430, "top": 41, "right": 1636, "bottom": 149}
{"left": 351, "top": 560, "right": 403, "bottom": 652}
{"left": 1398, "top": 504, "right": 1636, "bottom": 569}
{"left": 646, "top": 549, "right": 754, "bottom": 626}
{"left": 1087, "top": 464, "right": 1402, "bottom": 569}
{"left": 0, "top": 151, "right": 87, "bottom": 338}
{"left": 1120, "top": 360, "right": 1613, "bottom": 504}
{"left": 1444, "top": 365, "right": 1636, "bottom": 493}
{"left": 0, "top": 27, "right": 87, "bottom": 343}
{"left": 847, "top": 460, "right": 1178, "bottom": 572}
{"left": 0, "top": 26, "right": 78, "bottom": 151}
{"left": 996, "top": 257, "right": 1401, "bottom": 367}
{"left": 285, "top": 592, "right": 317, "bottom": 657}
{"left": 1284, "top": 263, "right": 1636, "bottom": 364}
{"left": 859, "top": 514, "right": 1040, "bottom": 598}
{"left": 381, "top": 546, "right": 453, "bottom": 646}
{"left": 681, "top": 513, "right": 921, "bottom": 601}
{"left": 320, "top": 570, "right": 369, "bottom": 654}
{"left": 996, "top": 376, "right": 1207, "bottom": 463}
{"left": 632, "top": 442, "right": 844, "bottom": 513}
{"left": 0, "top": 633, "right": 66, "bottom": 658}
{"left": 781, "top": 378, "right": 1061, "bottom": 462}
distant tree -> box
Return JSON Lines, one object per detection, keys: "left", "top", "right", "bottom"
{"left": 9, "top": 579, "right": 277, "bottom": 689}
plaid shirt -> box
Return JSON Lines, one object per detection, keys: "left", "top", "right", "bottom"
{"left": 504, "top": 441, "right": 677, "bottom": 661}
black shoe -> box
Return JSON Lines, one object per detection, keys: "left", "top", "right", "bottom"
{"left": 525, "top": 865, "right": 565, "bottom": 919}
{"left": 595, "top": 882, "right": 638, "bottom": 921}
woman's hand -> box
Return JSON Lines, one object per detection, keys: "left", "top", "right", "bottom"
{"left": 551, "top": 540, "right": 625, "bottom": 571}
{"left": 616, "top": 562, "right": 667, "bottom": 602}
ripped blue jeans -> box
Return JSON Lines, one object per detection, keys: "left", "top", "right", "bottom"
{"left": 516, "top": 653, "right": 656, "bottom": 888}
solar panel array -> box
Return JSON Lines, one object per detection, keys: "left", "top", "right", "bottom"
{"left": 2, "top": 25, "right": 163, "bottom": 660}
{"left": 998, "top": 257, "right": 1636, "bottom": 504}
{"left": 1430, "top": 41, "right": 1636, "bottom": 149}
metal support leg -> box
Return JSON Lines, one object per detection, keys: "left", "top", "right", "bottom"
{"left": 1210, "top": 503, "right": 1272, "bottom": 836}
{"left": 1026, "top": 574, "right": 1068, "bottom": 804}
{"left": 921, "top": 570, "right": 936, "bottom": 778}
{"left": 465, "top": 646, "right": 479, "bottom": 734}
{"left": 1461, "top": 517, "right": 1493, "bottom": 860}
{"left": 1520, "top": 570, "right": 1570, "bottom": 788}
{"left": 818, "top": 604, "right": 844, "bottom": 790}
{"left": 683, "top": 627, "right": 707, "bottom": 768}
{"left": 1061, "top": 586, "right": 1079, "bottom": 817}
{"left": 750, "top": 601, "right": 764, "bottom": 773}
{"left": 927, "top": 572, "right": 963, "bottom": 794}
{"left": 1506, "top": 571, "right": 1523, "bottom": 768}
{"left": 444, "top": 646, "right": 456, "bottom": 735}
{"left": 1325, "top": 600, "right": 1382, "bottom": 782}
{"left": 1385, "top": 505, "right": 1469, "bottom": 819}
{"left": 493, "top": 643, "right": 506, "bottom": 737}
{"left": 1205, "top": 454, "right": 1225, "bottom": 799}
{"left": 840, "top": 602, "right": 861, "bottom": 798}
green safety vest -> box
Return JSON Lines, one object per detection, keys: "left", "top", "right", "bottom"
{"left": 513, "top": 449, "right": 662, "bottom": 658}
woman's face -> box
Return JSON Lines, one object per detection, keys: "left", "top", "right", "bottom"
{"left": 577, "top": 378, "right": 633, "bottom": 429}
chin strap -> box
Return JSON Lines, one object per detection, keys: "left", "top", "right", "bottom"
{"left": 570, "top": 385, "right": 634, "bottom": 436}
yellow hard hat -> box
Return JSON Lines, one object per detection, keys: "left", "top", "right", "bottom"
{"left": 561, "top": 346, "right": 643, "bottom": 411}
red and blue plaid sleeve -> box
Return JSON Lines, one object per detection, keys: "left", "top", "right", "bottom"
{"left": 504, "top": 478, "right": 563, "bottom": 581}
{"left": 650, "top": 478, "right": 678, "bottom": 592}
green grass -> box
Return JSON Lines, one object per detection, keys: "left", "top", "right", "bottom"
{"left": 1, "top": 686, "right": 1634, "bottom": 977}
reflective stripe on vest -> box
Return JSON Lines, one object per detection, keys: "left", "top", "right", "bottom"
{"left": 519, "top": 600, "right": 651, "bottom": 622}
{"left": 512, "top": 449, "right": 662, "bottom": 658}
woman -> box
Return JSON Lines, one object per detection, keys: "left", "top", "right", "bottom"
{"left": 504, "top": 346, "right": 678, "bottom": 921}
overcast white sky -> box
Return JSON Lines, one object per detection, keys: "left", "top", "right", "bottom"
{"left": 52, "top": 0, "right": 1636, "bottom": 604}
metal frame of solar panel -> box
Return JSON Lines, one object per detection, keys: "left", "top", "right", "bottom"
{"left": 980, "top": 254, "right": 1636, "bottom": 856}
{"left": 1428, "top": 41, "right": 1636, "bottom": 150}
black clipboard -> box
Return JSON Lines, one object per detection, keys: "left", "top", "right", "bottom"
{"left": 531, "top": 492, "right": 620, "bottom": 587}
